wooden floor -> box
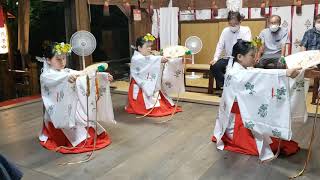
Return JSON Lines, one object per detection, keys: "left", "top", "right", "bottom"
{"left": 0, "top": 94, "right": 320, "bottom": 180}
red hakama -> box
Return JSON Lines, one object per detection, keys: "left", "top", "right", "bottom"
{"left": 125, "top": 79, "right": 182, "bottom": 117}
{"left": 40, "top": 122, "right": 111, "bottom": 154}
{"left": 212, "top": 102, "right": 299, "bottom": 156}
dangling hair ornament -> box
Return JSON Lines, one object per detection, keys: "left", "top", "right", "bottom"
{"left": 131, "top": 45, "right": 137, "bottom": 50}
{"left": 36, "top": 56, "right": 50, "bottom": 73}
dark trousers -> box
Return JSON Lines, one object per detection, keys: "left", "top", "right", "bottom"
{"left": 255, "top": 54, "right": 284, "bottom": 69}
{"left": 210, "top": 58, "right": 229, "bottom": 88}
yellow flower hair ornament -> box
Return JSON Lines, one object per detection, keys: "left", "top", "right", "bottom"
{"left": 53, "top": 42, "right": 72, "bottom": 55}
{"left": 143, "top": 33, "right": 156, "bottom": 42}
{"left": 250, "top": 36, "right": 263, "bottom": 49}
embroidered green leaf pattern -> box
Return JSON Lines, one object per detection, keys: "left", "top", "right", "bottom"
{"left": 174, "top": 70, "right": 182, "bottom": 78}
{"left": 91, "top": 101, "right": 96, "bottom": 112}
{"left": 68, "top": 104, "right": 72, "bottom": 116}
{"left": 272, "top": 129, "right": 282, "bottom": 138}
{"left": 165, "top": 82, "right": 172, "bottom": 88}
{"left": 57, "top": 90, "right": 64, "bottom": 102}
{"left": 47, "top": 105, "right": 54, "bottom": 115}
{"left": 275, "top": 87, "right": 286, "bottom": 100}
{"left": 245, "top": 121, "right": 255, "bottom": 130}
{"left": 151, "top": 73, "right": 157, "bottom": 80}
{"left": 98, "top": 87, "right": 106, "bottom": 98}
{"left": 293, "top": 80, "right": 304, "bottom": 92}
{"left": 79, "top": 85, "right": 86, "bottom": 96}
{"left": 44, "top": 85, "right": 50, "bottom": 95}
{"left": 225, "top": 75, "right": 232, "bottom": 87}
{"left": 222, "top": 101, "right": 226, "bottom": 111}
{"left": 71, "top": 84, "right": 76, "bottom": 92}
{"left": 258, "top": 104, "right": 268, "bottom": 118}
{"left": 135, "top": 67, "right": 141, "bottom": 75}
{"left": 244, "top": 82, "right": 256, "bottom": 95}
{"left": 220, "top": 124, "right": 224, "bottom": 136}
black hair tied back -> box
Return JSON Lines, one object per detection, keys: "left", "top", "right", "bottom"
{"left": 42, "top": 40, "right": 55, "bottom": 59}
{"left": 232, "top": 39, "right": 255, "bottom": 62}
{"left": 135, "top": 36, "right": 147, "bottom": 49}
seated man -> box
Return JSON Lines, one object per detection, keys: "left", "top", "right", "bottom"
{"left": 300, "top": 14, "right": 320, "bottom": 52}
{"left": 256, "top": 15, "right": 288, "bottom": 69}
{"left": 210, "top": 11, "right": 251, "bottom": 90}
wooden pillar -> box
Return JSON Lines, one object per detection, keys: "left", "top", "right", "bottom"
{"left": 29, "top": 62, "right": 39, "bottom": 95}
{"left": 128, "top": 18, "right": 133, "bottom": 56}
{"left": 64, "top": 0, "right": 77, "bottom": 42}
{"left": 64, "top": 0, "right": 80, "bottom": 70}
{"left": 0, "top": 60, "right": 14, "bottom": 100}
{"left": 17, "top": 0, "right": 30, "bottom": 69}
{"left": 131, "top": 9, "right": 152, "bottom": 48}
{"left": 2, "top": 6, "right": 14, "bottom": 70}
{"left": 74, "top": 0, "right": 92, "bottom": 69}
{"left": 117, "top": 5, "right": 134, "bottom": 56}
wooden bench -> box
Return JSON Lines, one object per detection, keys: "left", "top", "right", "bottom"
{"left": 184, "top": 64, "right": 215, "bottom": 94}
{"left": 127, "top": 62, "right": 216, "bottom": 94}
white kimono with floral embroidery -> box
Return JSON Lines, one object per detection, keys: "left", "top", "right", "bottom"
{"left": 214, "top": 61, "right": 308, "bottom": 161}
{"left": 39, "top": 66, "right": 115, "bottom": 147}
{"left": 128, "top": 51, "right": 185, "bottom": 109}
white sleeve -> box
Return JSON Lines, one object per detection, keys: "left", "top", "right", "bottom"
{"left": 213, "top": 30, "right": 226, "bottom": 61}
{"left": 248, "top": 68, "right": 287, "bottom": 76}
{"left": 259, "top": 29, "right": 265, "bottom": 42}
{"left": 244, "top": 27, "right": 252, "bottom": 41}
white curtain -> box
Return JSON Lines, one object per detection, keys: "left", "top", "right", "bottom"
{"left": 226, "top": 0, "right": 243, "bottom": 12}
{"left": 291, "top": 4, "right": 315, "bottom": 54}
{"left": 196, "top": 9, "right": 212, "bottom": 20}
{"left": 160, "top": 7, "right": 179, "bottom": 49}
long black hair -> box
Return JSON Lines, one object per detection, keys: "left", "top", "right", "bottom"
{"left": 232, "top": 39, "right": 255, "bottom": 62}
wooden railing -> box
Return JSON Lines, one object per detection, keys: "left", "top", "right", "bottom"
{"left": 0, "top": 59, "right": 39, "bottom": 101}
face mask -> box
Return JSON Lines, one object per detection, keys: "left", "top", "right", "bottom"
{"left": 230, "top": 25, "right": 240, "bottom": 33}
{"left": 315, "top": 23, "right": 320, "bottom": 31}
{"left": 269, "top": 25, "right": 280, "bottom": 32}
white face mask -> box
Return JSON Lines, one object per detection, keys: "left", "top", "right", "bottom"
{"left": 230, "top": 25, "right": 240, "bottom": 33}
{"left": 315, "top": 23, "right": 320, "bottom": 31}
{"left": 269, "top": 25, "right": 280, "bottom": 32}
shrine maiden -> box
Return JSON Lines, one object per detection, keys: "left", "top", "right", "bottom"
{"left": 212, "top": 40, "right": 308, "bottom": 161}
{"left": 39, "top": 42, "right": 115, "bottom": 154}
{"left": 125, "top": 34, "right": 184, "bottom": 117}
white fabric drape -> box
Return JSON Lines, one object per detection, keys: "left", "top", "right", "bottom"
{"left": 226, "top": 0, "right": 243, "bottom": 12}
{"left": 196, "top": 9, "right": 211, "bottom": 20}
{"left": 160, "top": 7, "right": 179, "bottom": 49}
{"left": 162, "top": 58, "right": 186, "bottom": 95}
